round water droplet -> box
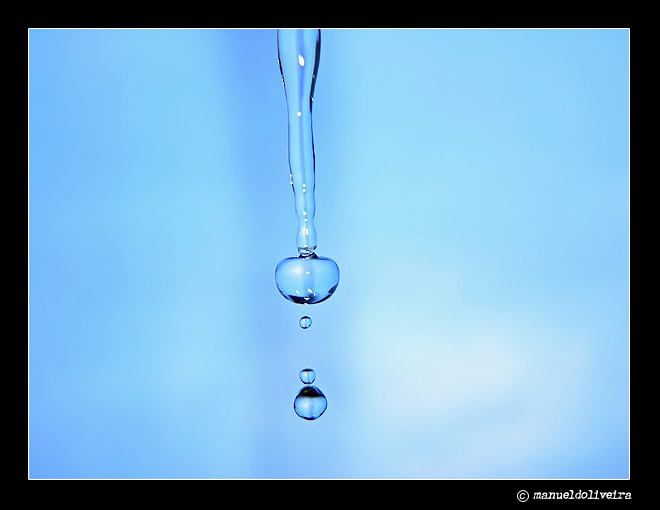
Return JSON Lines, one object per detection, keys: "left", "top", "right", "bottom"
{"left": 299, "top": 316, "right": 312, "bottom": 329}
{"left": 275, "top": 253, "right": 339, "bottom": 305}
{"left": 294, "top": 385, "right": 327, "bottom": 420}
{"left": 299, "top": 368, "right": 316, "bottom": 384}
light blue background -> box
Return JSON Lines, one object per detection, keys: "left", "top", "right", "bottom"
{"left": 29, "top": 29, "right": 629, "bottom": 479}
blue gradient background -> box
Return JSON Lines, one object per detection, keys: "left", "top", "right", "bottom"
{"left": 28, "top": 29, "right": 629, "bottom": 479}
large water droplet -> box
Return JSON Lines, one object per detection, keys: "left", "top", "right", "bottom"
{"left": 294, "top": 385, "right": 327, "bottom": 420}
{"left": 275, "top": 253, "right": 339, "bottom": 305}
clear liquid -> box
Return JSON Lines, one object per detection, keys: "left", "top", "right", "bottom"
{"left": 276, "top": 29, "right": 340, "bottom": 306}
{"left": 275, "top": 253, "right": 339, "bottom": 304}
{"left": 278, "top": 30, "right": 334, "bottom": 422}
{"left": 277, "top": 29, "right": 320, "bottom": 256}
{"left": 294, "top": 385, "right": 327, "bottom": 420}
{"left": 299, "top": 368, "right": 316, "bottom": 384}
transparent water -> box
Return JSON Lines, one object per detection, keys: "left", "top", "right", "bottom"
{"left": 294, "top": 385, "right": 327, "bottom": 420}
{"left": 277, "top": 29, "right": 335, "bottom": 421}
{"left": 299, "top": 368, "right": 316, "bottom": 384}
{"left": 277, "top": 28, "right": 320, "bottom": 256}
{"left": 276, "top": 29, "right": 340, "bottom": 306}
{"left": 275, "top": 253, "right": 339, "bottom": 304}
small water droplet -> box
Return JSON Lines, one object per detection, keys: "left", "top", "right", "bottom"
{"left": 299, "top": 368, "right": 316, "bottom": 384}
{"left": 299, "top": 316, "right": 312, "bottom": 329}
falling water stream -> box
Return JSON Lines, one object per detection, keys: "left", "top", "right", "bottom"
{"left": 275, "top": 29, "right": 338, "bottom": 420}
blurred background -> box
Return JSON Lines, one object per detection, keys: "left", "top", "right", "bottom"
{"left": 28, "top": 28, "right": 629, "bottom": 479}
